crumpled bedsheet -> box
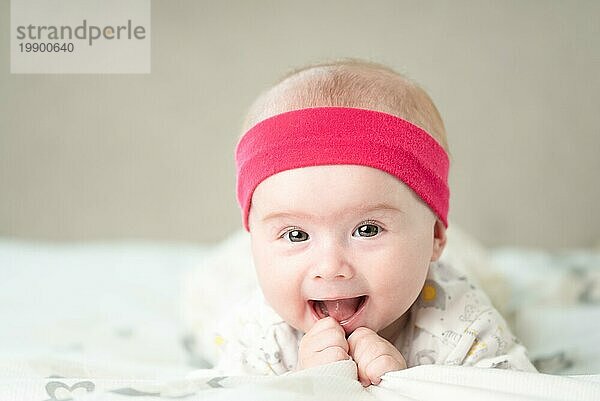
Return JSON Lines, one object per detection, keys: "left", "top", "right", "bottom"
{"left": 2, "top": 359, "right": 599, "bottom": 401}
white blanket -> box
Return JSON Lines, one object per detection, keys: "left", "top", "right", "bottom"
{"left": 2, "top": 360, "right": 599, "bottom": 400}
{"left": 1, "top": 228, "right": 599, "bottom": 401}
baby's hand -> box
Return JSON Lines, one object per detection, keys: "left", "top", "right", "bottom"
{"left": 347, "top": 327, "right": 407, "bottom": 386}
{"left": 296, "top": 317, "right": 351, "bottom": 370}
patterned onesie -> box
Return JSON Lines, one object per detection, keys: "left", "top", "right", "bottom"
{"left": 213, "top": 260, "right": 537, "bottom": 375}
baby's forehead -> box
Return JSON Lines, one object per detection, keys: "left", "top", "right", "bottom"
{"left": 251, "top": 165, "right": 420, "bottom": 217}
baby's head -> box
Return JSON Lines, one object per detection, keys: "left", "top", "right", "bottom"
{"left": 235, "top": 59, "right": 449, "bottom": 340}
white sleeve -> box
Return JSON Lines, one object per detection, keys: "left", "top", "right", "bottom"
{"left": 407, "top": 261, "right": 537, "bottom": 372}
{"left": 444, "top": 308, "right": 537, "bottom": 372}
{"left": 213, "top": 291, "right": 302, "bottom": 376}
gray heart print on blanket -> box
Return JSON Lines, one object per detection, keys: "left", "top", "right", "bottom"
{"left": 45, "top": 380, "right": 95, "bottom": 400}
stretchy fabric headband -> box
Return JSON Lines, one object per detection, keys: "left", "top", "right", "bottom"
{"left": 235, "top": 106, "right": 450, "bottom": 231}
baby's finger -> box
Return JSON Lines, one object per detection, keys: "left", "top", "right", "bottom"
{"left": 347, "top": 328, "right": 406, "bottom": 386}
{"left": 363, "top": 354, "right": 407, "bottom": 386}
{"left": 302, "top": 327, "right": 349, "bottom": 354}
{"left": 302, "top": 346, "right": 351, "bottom": 369}
{"left": 306, "top": 316, "right": 345, "bottom": 338}
{"left": 353, "top": 336, "right": 401, "bottom": 365}
{"left": 347, "top": 327, "right": 378, "bottom": 360}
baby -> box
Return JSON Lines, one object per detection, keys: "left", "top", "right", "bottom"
{"left": 215, "top": 59, "right": 536, "bottom": 385}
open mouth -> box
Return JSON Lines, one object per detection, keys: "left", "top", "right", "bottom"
{"left": 309, "top": 295, "right": 368, "bottom": 326}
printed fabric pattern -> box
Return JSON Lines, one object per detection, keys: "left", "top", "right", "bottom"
{"left": 213, "top": 261, "right": 537, "bottom": 375}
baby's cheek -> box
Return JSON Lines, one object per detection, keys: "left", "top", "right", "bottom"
{"left": 258, "top": 270, "right": 299, "bottom": 306}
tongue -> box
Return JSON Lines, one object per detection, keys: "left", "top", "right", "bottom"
{"left": 320, "top": 297, "right": 362, "bottom": 322}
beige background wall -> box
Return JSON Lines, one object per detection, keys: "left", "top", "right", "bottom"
{"left": 1, "top": 0, "right": 598, "bottom": 248}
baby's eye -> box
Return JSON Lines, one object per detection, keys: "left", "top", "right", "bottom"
{"left": 285, "top": 229, "right": 310, "bottom": 242}
{"left": 352, "top": 223, "right": 380, "bottom": 238}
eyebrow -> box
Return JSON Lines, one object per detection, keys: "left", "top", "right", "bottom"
{"left": 261, "top": 203, "right": 404, "bottom": 223}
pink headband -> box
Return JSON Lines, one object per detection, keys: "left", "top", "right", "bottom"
{"left": 235, "top": 107, "right": 449, "bottom": 231}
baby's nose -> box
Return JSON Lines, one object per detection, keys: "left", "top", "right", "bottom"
{"left": 310, "top": 241, "right": 354, "bottom": 280}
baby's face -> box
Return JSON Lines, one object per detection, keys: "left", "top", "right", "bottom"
{"left": 248, "top": 165, "right": 442, "bottom": 337}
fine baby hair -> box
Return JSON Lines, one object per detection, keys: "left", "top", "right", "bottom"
{"left": 240, "top": 59, "right": 450, "bottom": 152}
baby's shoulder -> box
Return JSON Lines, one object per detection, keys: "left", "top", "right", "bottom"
{"left": 412, "top": 261, "right": 498, "bottom": 336}
{"left": 404, "top": 262, "right": 534, "bottom": 370}
{"left": 217, "top": 288, "right": 287, "bottom": 335}
{"left": 214, "top": 289, "right": 302, "bottom": 374}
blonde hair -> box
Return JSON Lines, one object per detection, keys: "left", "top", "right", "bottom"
{"left": 241, "top": 58, "right": 450, "bottom": 153}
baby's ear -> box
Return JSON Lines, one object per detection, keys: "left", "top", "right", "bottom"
{"left": 430, "top": 219, "right": 447, "bottom": 261}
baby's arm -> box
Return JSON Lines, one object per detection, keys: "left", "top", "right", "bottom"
{"left": 297, "top": 317, "right": 351, "bottom": 370}
{"left": 214, "top": 322, "right": 299, "bottom": 376}
{"left": 213, "top": 292, "right": 302, "bottom": 376}
{"left": 446, "top": 308, "right": 537, "bottom": 372}
{"left": 418, "top": 262, "right": 537, "bottom": 371}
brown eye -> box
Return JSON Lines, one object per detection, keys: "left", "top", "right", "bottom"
{"left": 353, "top": 224, "right": 379, "bottom": 238}
{"left": 287, "top": 230, "right": 309, "bottom": 242}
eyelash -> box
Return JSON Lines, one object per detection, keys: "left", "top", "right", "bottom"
{"left": 359, "top": 219, "right": 379, "bottom": 228}
{"left": 354, "top": 220, "right": 382, "bottom": 238}
{"left": 278, "top": 226, "right": 303, "bottom": 240}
